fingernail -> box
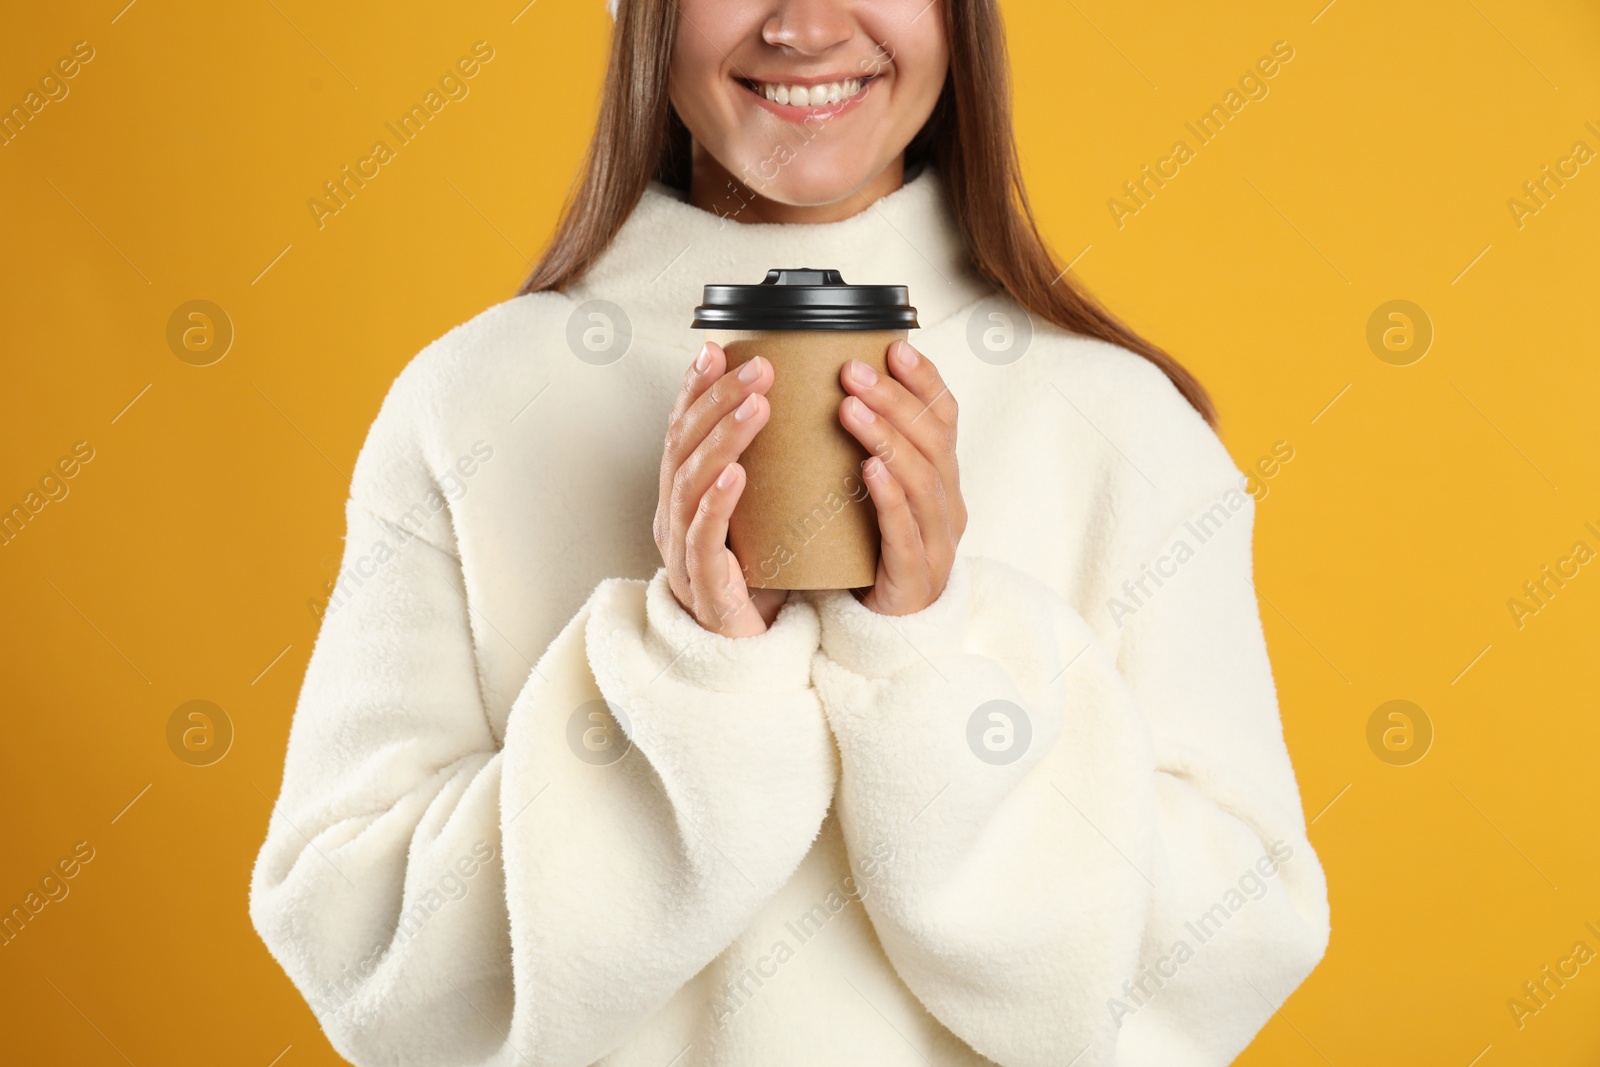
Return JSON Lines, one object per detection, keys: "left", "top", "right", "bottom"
{"left": 717, "top": 463, "right": 737, "bottom": 489}
{"left": 694, "top": 344, "right": 712, "bottom": 374}
{"left": 895, "top": 341, "right": 919, "bottom": 369}
{"left": 851, "top": 396, "right": 876, "bottom": 423}
{"left": 852, "top": 359, "right": 878, "bottom": 386}
{"left": 738, "top": 356, "right": 762, "bottom": 383}
{"left": 734, "top": 394, "right": 759, "bottom": 422}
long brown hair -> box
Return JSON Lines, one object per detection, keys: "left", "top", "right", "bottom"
{"left": 519, "top": 0, "right": 1218, "bottom": 427}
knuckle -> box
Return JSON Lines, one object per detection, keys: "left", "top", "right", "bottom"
{"left": 669, "top": 468, "right": 698, "bottom": 512}
{"left": 705, "top": 418, "right": 731, "bottom": 453}
{"left": 669, "top": 565, "right": 691, "bottom": 599}
{"left": 663, "top": 423, "right": 689, "bottom": 459}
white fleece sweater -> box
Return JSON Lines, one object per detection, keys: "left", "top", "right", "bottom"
{"left": 250, "top": 165, "right": 1329, "bottom": 1067}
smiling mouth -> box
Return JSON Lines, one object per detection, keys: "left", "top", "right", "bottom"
{"left": 736, "top": 74, "right": 879, "bottom": 108}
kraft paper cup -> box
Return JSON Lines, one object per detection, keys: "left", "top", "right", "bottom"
{"left": 692, "top": 269, "right": 919, "bottom": 591}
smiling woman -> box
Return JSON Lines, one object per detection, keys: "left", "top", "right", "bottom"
{"left": 249, "top": 2, "right": 1329, "bottom": 1065}
{"left": 664, "top": 0, "right": 947, "bottom": 217}
{"left": 711, "top": 42, "right": 894, "bottom": 200}
{"left": 526, "top": 0, "right": 1215, "bottom": 421}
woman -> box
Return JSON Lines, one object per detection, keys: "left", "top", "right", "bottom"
{"left": 250, "top": 1, "right": 1330, "bottom": 1064}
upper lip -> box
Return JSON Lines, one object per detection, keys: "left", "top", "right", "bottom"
{"left": 739, "top": 72, "right": 878, "bottom": 87}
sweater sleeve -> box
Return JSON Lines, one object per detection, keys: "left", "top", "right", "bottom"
{"left": 805, "top": 490, "right": 1330, "bottom": 1067}
{"left": 249, "top": 382, "right": 837, "bottom": 1067}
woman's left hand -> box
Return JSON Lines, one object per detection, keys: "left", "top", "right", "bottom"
{"left": 837, "top": 339, "right": 967, "bottom": 616}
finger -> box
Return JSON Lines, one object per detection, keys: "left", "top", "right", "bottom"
{"left": 659, "top": 349, "right": 770, "bottom": 562}
{"left": 840, "top": 353, "right": 959, "bottom": 494}
{"left": 859, "top": 454, "right": 930, "bottom": 603}
{"left": 670, "top": 390, "right": 771, "bottom": 582}
{"left": 673, "top": 340, "right": 722, "bottom": 419}
{"left": 684, "top": 462, "right": 763, "bottom": 636}
{"left": 659, "top": 341, "right": 725, "bottom": 545}
{"left": 749, "top": 586, "right": 789, "bottom": 627}
{"left": 664, "top": 345, "right": 769, "bottom": 497}
{"left": 839, "top": 394, "right": 954, "bottom": 568}
{"left": 667, "top": 353, "right": 773, "bottom": 477}
{"left": 888, "top": 340, "right": 958, "bottom": 431}
{"left": 666, "top": 342, "right": 725, "bottom": 458}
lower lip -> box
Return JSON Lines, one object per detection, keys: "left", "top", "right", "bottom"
{"left": 741, "top": 77, "right": 877, "bottom": 124}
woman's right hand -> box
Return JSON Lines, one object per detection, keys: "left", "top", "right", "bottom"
{"left": 654, "top": 340, "right": 789, "bottom": 638}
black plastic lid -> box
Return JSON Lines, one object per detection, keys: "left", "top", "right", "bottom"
{"left": 691, "top": 268, "right": 918, "bottom": 331}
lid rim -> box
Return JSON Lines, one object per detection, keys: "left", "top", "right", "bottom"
{"left": 691, "top": 319, "right": 920, "bottom": 331}
{"left": 692, "top": 266, "right": 918, "bottom": 331}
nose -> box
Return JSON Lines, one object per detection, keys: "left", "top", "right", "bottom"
{"left": 761, "top": 0, "right": 855, "bottom": 57}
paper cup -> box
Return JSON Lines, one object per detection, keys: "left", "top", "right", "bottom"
{"left": 692, "top": 269, "right": 919, "bottom": 591}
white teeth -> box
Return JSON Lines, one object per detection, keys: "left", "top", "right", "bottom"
{"left": 754, "top": 77, "right": 867, "bottom": 106}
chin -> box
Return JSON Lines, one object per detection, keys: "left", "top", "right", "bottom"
{"left": 738, "top": 155, "right": 888, "bottom": 209}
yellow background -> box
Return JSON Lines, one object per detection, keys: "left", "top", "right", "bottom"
{"left": 3, "top": 0, "right": 1597, "bottom": 1063}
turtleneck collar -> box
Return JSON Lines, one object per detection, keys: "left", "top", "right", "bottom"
{"left": 569, "top": 165, "right": 994, "bottom": 352}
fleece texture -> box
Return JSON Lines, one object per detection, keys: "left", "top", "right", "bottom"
{"left": 249, "top": 164, "right": 1330, "bottom": 1067}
